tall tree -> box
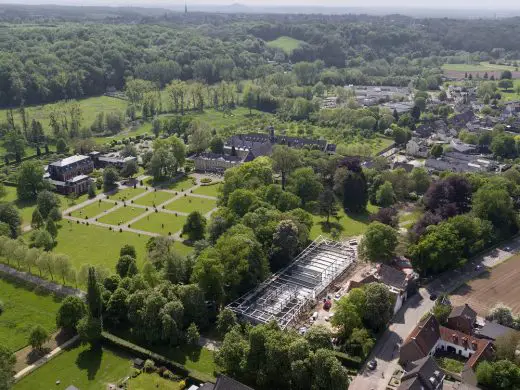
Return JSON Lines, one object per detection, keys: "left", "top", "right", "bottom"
{"left": 272, "top": 145, "right": 300, "bottom": 190}
{"left": 86, "top": 267, "right": 102, "bottom": 319}
{"left": 359, "top": 222, "right": 398, "bottom": 263}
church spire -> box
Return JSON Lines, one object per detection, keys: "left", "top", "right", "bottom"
{"left": 185, "top": 0, "right": 188, "bottom": 14}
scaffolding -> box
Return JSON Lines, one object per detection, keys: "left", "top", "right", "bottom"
{"left": 227, "top": 236, "right": 357, "bottom": 329}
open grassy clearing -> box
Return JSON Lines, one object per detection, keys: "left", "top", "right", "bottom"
{"left": 14, "top": 344, "right": 133, "bottom": 390}
{"left": 165, "top": 196, "right": 217, "bottom": 215}
{"left": 337, "top": 135, "right": 395, "bottom": 157}
{"left": 69, "top": 200, "right": 114, "bottom": 219}
{"left": 107, "top": 187, "right": 147, "bottom": 202}
{"left": 52, "top": 222, "right": 150, "bottom": 269}
{"left": 2, "top": 186, "right": 88, "bottom": 227}
{"left": 132, "top": 190, "right": 174, "bottom": 207}
{"left": 267, "top": 36, "right": 304, "bottom": 54}
{"left": 93, "top": 122, "right": 152, "bottom": 145}
{"left": 131, "top": 212, "right": 187, "bottom": 235}
{"left": 144, "top": 175, "right": 196, "bottom": 191}
{"left": 191, "top": 184, "right": 221, "bottom": 198}
{"left": 442, "top": 62, "right": 518, "bottom": 72}
{"left": 0, "top": 96, "right": 128, "bottom": 133}
{"left": 450, "top": 254, "right": 520, "bottom": 316}
{"left": 310, "top": 203, "right": 378, "bottom": 240}
{"left": 498, "top": 79, "right": 520, "bottom": 102}
{"left": 0, "top": 276, "right": 61, "bottom": 352}
{"left": 97, "top": 206, "right": 147, "bottom": 226}
{"left": 129, "top": 372, "right": 182, "bottom": 390}
{"left": 170, "top": 240, "right": 193, "bottom": 256}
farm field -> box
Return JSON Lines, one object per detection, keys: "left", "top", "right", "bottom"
{"left": 97, "top": 206, "right": 146, "bottom": 225}
{"left": 267, "top": 36, "right": 304, "bottom": 54}
{"left": 52, "top": 222, "right": 150, "bottom": 269}
{"left": 108, "top": 187, "right": 147, "bottom": 202}
{"left": 166, "top": 196, "right": 217, "bottom": 215}
{"left": 69, "top": 200, "right": 114, "bottom": 219}
{"left": 192, "top": 184, "right": 221, "bottom": 198}
{"left": 131, "top": 212, "right": 187, "bottom": 235}
{"left": 442, "top": 62, "right": 520, "bottom": 80}
{"left": 133, "top": 190, "right": 174, "bottom": 207}
{"left": 450, "top": 255, "right": 520, "bottom": 316}
{"left": 310, "top": 203, "right": 378, "bottom": 240}
{"left": 0, "top": 277, "right": 61, "bottom": 352}
{"left": 14, "top": 344, "right": 133, "bottom": 390}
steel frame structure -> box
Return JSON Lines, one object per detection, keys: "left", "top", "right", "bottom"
{"left": 227, "top": 236, "right": 356, "bottom": 329}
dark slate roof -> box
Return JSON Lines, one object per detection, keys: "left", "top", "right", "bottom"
{"left": 225, "top": 133, "right": 330, "bottom": 155}
{"left": 398, "top": 356, "right": 444, "bottom": 390}
{"left": 193, "top": 152, "right": 244, "bottom": 163}
{"left": 477, "top": 321, "right": 516, "bottom": 341}
{"left": 214, "top": 375, "right": 255, "bottom": 390}
{"left": 449, "top": 304, "right": 477, "bottom": 321}
{"left": 377, "top": 264, "right": 408, "bottom": 290}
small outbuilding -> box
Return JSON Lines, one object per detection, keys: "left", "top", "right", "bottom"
{"left": 133, "top": 358, "right": 144, "bottom": 369}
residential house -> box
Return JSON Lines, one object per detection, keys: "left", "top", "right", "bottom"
{"left": 449, "top": 111, "right": 475, "bottom": 128}
{"left": 89, "top": 151, "right": 137, "bottom": 169}
{"left": 475, "top": 321, "right": 517, "bottom": 341}
{"left": 46, "top": 155, "right": 94, "bottom": 195}
{"left": 450, "top": 139, "right": 477, "bottom": 154}
{"left": 447, "top": 304, "right": 477, "bottom": 335}
{"left": 347, "top": 263, "right": 417, "bottom": 314}
{"left": 406, "top": 138, "right": 429, "bottom": 158}
{"left": 398, "top": 356, "right": 445, "bottom": 390}
{"left": 400, "top": 315, "right": 495, "bottom": 382}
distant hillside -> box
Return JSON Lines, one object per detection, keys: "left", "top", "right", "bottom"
{"left": 267, "top": 36, "right": 304, "bottom": 54}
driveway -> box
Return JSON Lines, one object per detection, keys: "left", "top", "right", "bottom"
{"left": 349, "top": 237, "right": 520, "bottom": 389}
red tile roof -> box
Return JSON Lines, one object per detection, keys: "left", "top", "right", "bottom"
{"left": 438, "top": 326, "right": 494, "bottom": 368}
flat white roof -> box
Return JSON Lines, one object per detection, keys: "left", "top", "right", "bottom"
{"left": 49, "top": 155, "right": 90, "bottom": 167}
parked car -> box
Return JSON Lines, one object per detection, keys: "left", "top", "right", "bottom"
{"left": 429, "top": 293, "right": 438, "bottom": 301}
{"left": 367, "top": 360, "right": 377, "bottom": 370}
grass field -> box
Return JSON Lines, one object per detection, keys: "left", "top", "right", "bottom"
{"left": 108, "top": 187, "right": 147, "bottom": 202}
{"left": 442, "top": 62, "right": 518, "bottom": 72}
{"left": 192, "top": 184, "right": 221, "bottom": 198}
{"left": 170, "top": 240, "right": 193, "bottom": 256}
{"left": 0, "top": 277, "right": 61, "bottom": 352}
{"left": 144, "top": 176, "right": 196, "bottom": 191}
{"left": 69, "top": 200, "right": 114, "bottom": 219}
{"left": 0, "top": 96, "right": 128, "bottom": 134}
{"left": 337, "top": 136, "right": 395, "bottom": 157}
{"left": 14, "top": 344, "right": 133, "bottom": 390}
{"left": 133, "top": 191, "right": 174, "bottom": 207}
{"left": 310, "top": 203, "right": 378, "bottom": 240}
{"left": 97, "top": 206, "right": 147, "bottom": 225}
{"left": 450, "top": 255, "right": 520, "bottom": 316}
{"left": 129, "top": 372, "right": 182, "bottom": 390}
{"left": 2, "top": 186, "right": 88, "bottom": 227}
{"left": 267, "top": 36, "right": 304, "bottom": 54}
{"left": 166, "top": 196, "right": 216, "bottom": 215}
{"left": 498, "top": 79, "right": 520, "bottom": 102}
{"left": 131, "top": 212, "right": 187, "bottom": 236}
{"left": 53, "top": 222, "right": 150, "bottom": 269}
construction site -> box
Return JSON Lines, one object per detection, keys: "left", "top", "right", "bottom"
{"left": 227, "top": 236, "right": 358, "bottom": 329}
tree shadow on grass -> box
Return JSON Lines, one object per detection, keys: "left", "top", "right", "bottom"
{"left": 76, "top": 344, "right": 103, "bottom": 380}
{"left": 316, "top": 220, "right": 344, "bottom": 234}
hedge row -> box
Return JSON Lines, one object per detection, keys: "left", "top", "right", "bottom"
{"left": 101, "top": 331, "right": 215, "bottom": 384}
{"left": 333, "top": 351, "right": 363, "bottom": 369}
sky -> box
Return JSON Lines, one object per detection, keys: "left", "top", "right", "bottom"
{"left": 1, "top": 0, "right": 519, "bottom": 9}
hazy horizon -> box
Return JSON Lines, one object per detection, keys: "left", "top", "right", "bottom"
{"left": 1, "top": 0, "right": 520, "bottom": 10}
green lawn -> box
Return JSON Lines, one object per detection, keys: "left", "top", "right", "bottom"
{"left": 69, "top": 200, "right": 115, "bottom": 219}
{"left": 267, "top": 36, "right": 304, "bottom": 54}
{"left": 2, "top": 186, "right": 88, "bottom": 227}
{"left": 442, "top": 61, "right": 518, "bottom": 72}
{"left": 131, "top": 212, "right": 187, "bottom": 236}
{"left": 107, "top": 187, "right": 147, "bottom": 202}
{"left": 170, "top": 240, "right": 193, "bottom": 256}
{"left": 0, "top": 277, "right": 61, "bottom": 352}
{"left": 52, "top": 222, "right": 150, "bottom": 270}
{"left": 97, "top": 206, "right": 147, "bottom": 226}
{"left": 133, "top": 191, "right": 174, "bottom": 207}
{"left": 165, "top": 196, "right": 216, "bottom": 215}
{"left": 192, "top": 184, "right": 221, "bottom": 198}
{"left": 129, "top": 372, "right": 182, "bottom": 390}
{"left": 336, "top": 136, "right": 394, "bottom": 157}
{"left": 498, "top": 79, "right": 520, "bottom": 102}
{"left": 436, "top": 357, "right": 465, "bottom": 373}
{"left": 14, "top": 344, "right": 133, "bottom": 390}
{"left": 0, "top": 96, "right": 127, "bottom": 135}
{"left": 93, "top": 122, "right": 152, "bottom": 145}
{"left": 310, "top": 203, "right": 378, "bottom": 240}
{"left": 144, "top": 176, "right": 196, "bottom": 191}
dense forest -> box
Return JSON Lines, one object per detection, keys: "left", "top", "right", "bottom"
{"left": 2, "top": 6, "right": 520, "bottom": 107}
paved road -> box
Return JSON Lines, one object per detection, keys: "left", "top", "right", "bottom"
{"left": 349, "top": 238, "right": 520, "bottom": 389}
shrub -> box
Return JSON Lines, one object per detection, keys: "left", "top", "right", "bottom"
{"left": 0, "top": 300, "right": 4, "bottom": 314}
{"left": 144, "top": 359, "right": 156, "bottom": 373}
{"left": 200, "top": 178, "right": 212, "bottom": 184}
